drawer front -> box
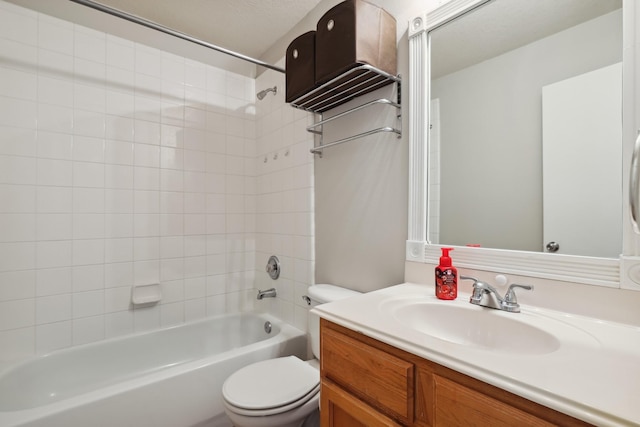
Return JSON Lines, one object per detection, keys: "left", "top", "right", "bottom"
{"left": 321, "top": 326, "right": 414, "bottom": 423}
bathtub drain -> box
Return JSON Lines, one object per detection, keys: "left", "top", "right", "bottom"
{"left": 264, "top": 321, "right": 272, "bottom": 334}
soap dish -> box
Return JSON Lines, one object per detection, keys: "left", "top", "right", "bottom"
{"left": 131, "top": 283, "right": 162, "bottom": 306}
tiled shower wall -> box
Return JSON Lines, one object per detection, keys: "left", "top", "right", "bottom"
{"left": 0, "top": 1, "right": 259, "bottom": 362}
{"left": 253, "top": 65, "right": 315, "bottom": 334}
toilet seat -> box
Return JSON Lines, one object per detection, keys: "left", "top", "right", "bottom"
{"left": 222, "top": 356, "right": 319, "bottom": 417}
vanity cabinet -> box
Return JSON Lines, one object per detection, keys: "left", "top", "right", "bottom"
{"left": 320, "top": 319, "right": 592, "bottom": 427}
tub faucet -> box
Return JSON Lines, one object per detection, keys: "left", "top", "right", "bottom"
{"left": 460, "top": 276, "right": 533, "bottom": 313}
{"left": 257, "top": 288, "right": 277, "bottom": 300}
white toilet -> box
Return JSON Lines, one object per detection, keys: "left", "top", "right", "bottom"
{"left": 222, "top": 284, "right": 361, "bottom": 427}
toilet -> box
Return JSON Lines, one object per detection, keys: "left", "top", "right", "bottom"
{"left": 222, "top": 284, "right": 361, "bottom": 427}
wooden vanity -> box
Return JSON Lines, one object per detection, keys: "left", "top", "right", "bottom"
{"left": 320, "top": 319, "right": 592, "bottom": 427}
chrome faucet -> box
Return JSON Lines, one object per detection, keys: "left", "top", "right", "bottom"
{"left": 460, "top": 276, "right": 533, "bottom": 313}
{"left": 256, "top": 288, "right": 277, "bottom": 300}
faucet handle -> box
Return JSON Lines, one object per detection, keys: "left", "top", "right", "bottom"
{"left": 502, "top": 284, "right": 533, "bottom": 312}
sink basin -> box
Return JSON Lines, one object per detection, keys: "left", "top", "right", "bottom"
{"left": 382, "top": 297, "right": 570, "bottom": 355}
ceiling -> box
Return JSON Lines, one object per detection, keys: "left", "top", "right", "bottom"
{"left": 94, "top": 0, "right": 324, "bottom": 60}
{"left": 430, "top": 0, "right": 622, "bottom": 79}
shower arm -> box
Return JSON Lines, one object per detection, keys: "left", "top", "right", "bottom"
{"left": 69, "top": 0, "right": 286, "bottom": 74}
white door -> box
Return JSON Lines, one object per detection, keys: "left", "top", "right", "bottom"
{"left": 542, "top": 62, "right": 622, "bottom": 258}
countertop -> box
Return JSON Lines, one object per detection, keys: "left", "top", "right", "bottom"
{"left": 312, "top": 282, "right": 640, "bottom": 427}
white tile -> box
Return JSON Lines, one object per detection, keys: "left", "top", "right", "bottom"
{"left": 73, "top": 111, "right": 105, "bottom": 138}
{"left": 104, "top": 238, "right": 133, "bottom": 264}
{"left": 133, "top": 213, "right": 159, "bottom": 237}
{"left": 0, "top": 213, "right": 34, "bottom": 242}
{"left": 0, "top": 39, "right": 37, "bottom": 72}
{"left": 134, "top": 96, "right": 161, "bottom": 123}
{"left": 72, "top": 239, "right": 104, "bottom": 266}
{"left": 35, "top": 320, "right": 71, "bottom": 354}
{"left": 0, "top": 327, "right": 35, "bottom": 362}
{"left": 184, "top": 193, "right": 205, "bottom": 214}
{"left": 106, "top": 66, "right": 134, "bottom": 89}
{"left": 0, "top": 97, "right": 35, "bottom": 132}
{"left": 0, "top": 5, "right": 37, "bottom": 44}
{"left": 133, "top": 237, "right": 160, "bottom": 261}
{"left": 160, "top": 213, "right": 183, "bottom": 236}
{"left": 106, "top": 115, "right": 134, "bottom": 143}
{"left": 72, "top": 264, "right": 104, "bottom": 292}
{"left": 0, "top": 241, "right": 35, "bottom": 272}
{"left": 37, "top": 103, "right": 73, "bottom": 133}
{"left": 37, "top": 186, "right": 72, "bottom": 213}
{"left": 105, "top": 311, "right": 133, "bottom": 338}
{"left": 105, "top": 213, "right": 133, "bottom": 238}
{"left": 37, "top": 131, "right": 73, "bottom": 160}
{"left": 160, "top": 169, "right": 183, "bottom": 192}
{"left": 160, "top": 236, "right": 183, "bottom": 259}
{"left": 133, "top": 190, "right": 159, "bottom": 214}
{"left": 133, "top": 166, "right": 160, "bottom": 191}
{"left": 37, "top": 49, "right": 73, "bottom": 78}
{"left": 105, "top": 189, "right": 133, "bottom": 213}
{"left": 38, "top": 19, "right": 73, "bottom": 55}
{"left": 105, "top": 164, "right": 133, "bottom": 189}
{"left": 106, "top": 90, "right": 134, "bottom": 117}
{"left": 72, "top": 315, "right": 104, "bottom": 345}
{"left": 74, "top": 27, "right": 105, "bottom": 63}
{"left": 36, "top": 213, "right": 71, "bottom": 241}
{"left": 206, "top": 214, "right": 226, "bottom": 234}
{"left": 36, "top": 294, "right": 71, "bottom": 324}
{"left": 184, "top": 149, "right": 206, "bottom": 172}
{"left": 185, "top": 171, "right": 206, "bottom": 193}
{"left": 74, "top": 57, "right": 105, "bottom": 82}
{"left": 160, "top": 258, "right": 183, "bottom": 282}
{"left": 135, "top": 46, "right": 162, "bottom": 77}
{"left": 133, "top": 259, "right": 159, "bottom": 286}
{"left": 73, "top": 162, "right": 104, "bottom": 188}
{"left": 73, "top": 188, "right": 105, "bottom": 213}
{"left": 160, "top": 124, "right": 184, "bottom": 148}
{"left": 160, "top": 302, "right": 184, "bottom": 327}
{"left": 36, "top": 267, "right": 72, "bottom": 297}
{"left": 0, "top": 67, "right": 36, "bottom": 100}
{"left": 184, "top": 257, "right": 206, "bottom": 280}
{"left": 104, "top": 286, "right": 131, "bottom": 313}
{"left": 134, "top": 120, "right": 161, "bottom": 145}
{"left": 0, "top": 126, "right": 36, "bottom": 158}
{"left": 134, "top": 143, "right": 160, "bottom": 168}
{"left": 38, "top": 76, "right": 73, "bottom": 107}
{"left": 133, "top": 304, "right": 160, "bottom": 332}
{"left": 0, "top": 299, "right": 34, "bottom": 331}
{"left": 184, "top": 235, "right": 206, "bottom": 257}
{"left": 160, "top": 146, "right": 183, "bottom": 170}
{"left": 105, "top": 261, "right": 133, "bottom": 288}
{"left": 106, "top": 39, "right": 134, "bottom": 71}
{"left": 37, "top": 158, "right": 72, "bottom": 187}
{"left": 105, "top": 140, "right": 133, "bottom": 165}
{"left": 36, "top": 240, "right": 71, "bottom": 269}
{"left": 184, "top": 213, "right": 205, "bottom": 235}
{"left": 73, "top": 136, "right": 105, "bottom": 163}
{"left": 72, "top": 290, "right": 104, "bottom": 318}
{"left": 160, "top": 191, "right": 183, "bottom": 214}
{"left": 0, "top": 270, "right": 35, "bottom": 301}
{"left": 72, "top": 213, "right": 104, "bottom": 239}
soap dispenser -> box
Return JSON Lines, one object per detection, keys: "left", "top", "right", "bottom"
{"left": 435, "top": 247, "right": 457, "bottom": 300}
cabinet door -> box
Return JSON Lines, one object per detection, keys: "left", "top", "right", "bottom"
{"left": 321, "top": 379, "right": 403, "bottom": 427}
{"left": 434, "top": 375, "right": 555, "bottom": 427}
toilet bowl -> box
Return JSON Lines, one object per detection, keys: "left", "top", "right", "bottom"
{"left": 222, "top": 284, "right": 361, "bottom": 427}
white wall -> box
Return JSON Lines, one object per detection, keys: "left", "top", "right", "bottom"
{"left": 432, "top": 10, "right": 622, "bottom": 251}
{"left": 0, "top": 0, "right": 258, "bottom": 363}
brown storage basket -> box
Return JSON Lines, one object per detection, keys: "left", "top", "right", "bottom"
{"left": 315, "top": 0, "right": 396, "bottom": 85}
{"left": 286, "top": 31, "right": 317, "bottom": 103}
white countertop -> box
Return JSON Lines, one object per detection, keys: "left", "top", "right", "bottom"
{"left": 313, "top": 283, "right": 640, "bottom": 427}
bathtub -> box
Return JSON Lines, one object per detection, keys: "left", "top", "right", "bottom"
{"left": 0, "top": 312, "right": 307, "bottom": 427}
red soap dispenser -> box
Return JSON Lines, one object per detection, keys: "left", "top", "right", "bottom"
{"left": 435, "top": 247, "right": 457, "bottom": 300}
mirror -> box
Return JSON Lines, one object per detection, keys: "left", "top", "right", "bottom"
{"left": 427, "top": 0, "right": 622, "bottom": 258}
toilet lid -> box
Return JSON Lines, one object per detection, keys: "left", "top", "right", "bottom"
{"left": 223, "top": 356, "right": 319, "bottom": 410}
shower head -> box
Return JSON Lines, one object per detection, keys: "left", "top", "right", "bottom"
{"left": 257, "top": 86, "right": 277, "bottom": 100}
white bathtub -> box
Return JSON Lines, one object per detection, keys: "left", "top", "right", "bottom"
{"left": 0, "top": 312, "right": 307, "bottom": 427}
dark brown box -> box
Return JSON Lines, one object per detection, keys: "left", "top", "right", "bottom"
{"left": 315, "top": 0, "right": 397, "bottom": 85}
{"left": 285, "top": 31, "right": 317, "bottom": 103}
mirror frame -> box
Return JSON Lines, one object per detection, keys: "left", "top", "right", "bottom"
{"left": 406, "top": 0, "right": 640, "bottom": 291}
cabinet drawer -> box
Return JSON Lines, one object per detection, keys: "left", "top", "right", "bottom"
{"left": 321, "top": 326, "right": 414, "bottom": 423}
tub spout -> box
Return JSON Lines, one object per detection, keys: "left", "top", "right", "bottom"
{"left": 257, "top": 288, "right": 277, "bottom": 300}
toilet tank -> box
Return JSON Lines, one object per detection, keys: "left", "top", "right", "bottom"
{"left": 307, "top": 284, "right": 361, "bottom": 359}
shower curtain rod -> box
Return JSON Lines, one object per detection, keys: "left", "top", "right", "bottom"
{"left": 69, "top": 0, "right": 286, "bottom": 74}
